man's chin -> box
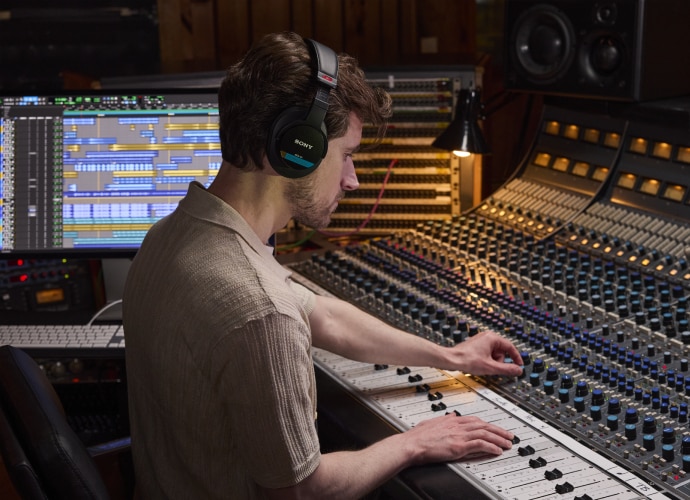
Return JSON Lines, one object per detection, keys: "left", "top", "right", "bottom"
{"left": 295, "top": 215, "right": 332, "bottom": 231}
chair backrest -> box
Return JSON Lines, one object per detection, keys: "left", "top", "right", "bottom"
{"left": 0, "top": 345, "right": 110, "bottom": 500}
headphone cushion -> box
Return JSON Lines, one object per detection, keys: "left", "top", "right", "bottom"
{"left": 267, "top": 106, "right": 328, "bottom": 178}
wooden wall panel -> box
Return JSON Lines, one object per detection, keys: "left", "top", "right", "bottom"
{"left": 398, "top": 0, "right": 419, "bottom": 60}
{"left": 250, "top": 0, "right": 292, "bottom": 41}
{"left": 292, "top": 0, "right": 315, "bottom": 39}
{"left": 158, "top": 0, "right": 219, "bottom": 72}
{"left": 343, "top": 0, "right": 385, "bottom": 66}
{"left": 313, "top": 0, "right": 345, "bottom": 53}
{"left": 163, "top": 0, "right": 478, "bottom": 70}
{"left": 157, "top": 0, "right": 190, "bottom": 71}
{"left": 399, "top": 0, "right": 476, "bottom": 64}
{"left": 380, "top": 0, "right": 400, "bottom": 65}
{"left": 216, "top": 0, "right": 251, "bottom": 68}
{"left": 190, "top": 0, "right": 217, "bottom": 61}
{"left": 416, "top": 0, "right": 476, "bottom": 55}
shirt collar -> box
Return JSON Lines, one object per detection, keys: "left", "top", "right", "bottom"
{"left": 178, "top": 181, "right": 270, "bottom": 256}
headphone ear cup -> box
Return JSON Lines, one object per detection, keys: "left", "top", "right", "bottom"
{"left": 267, "top": 107, "right": 328, "bottom": 178}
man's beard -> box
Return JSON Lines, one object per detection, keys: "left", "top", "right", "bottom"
{"left": 286, "top": 176, "right": 342, "bottom": 229}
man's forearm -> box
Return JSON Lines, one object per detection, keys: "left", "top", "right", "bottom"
{"left": 310, "top": 295, "right": 453, "bottom": 368}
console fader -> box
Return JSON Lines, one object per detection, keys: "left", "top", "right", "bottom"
{"left": 289, "top": 100, "right": 690, "bottom": 499}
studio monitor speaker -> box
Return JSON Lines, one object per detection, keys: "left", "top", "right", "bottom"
{"left": 504, "top": 0, "right": 690, "bottom": 101}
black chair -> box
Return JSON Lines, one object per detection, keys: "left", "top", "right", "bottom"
{"left": 0, "top": 345, "right": 131, "bottom": 499}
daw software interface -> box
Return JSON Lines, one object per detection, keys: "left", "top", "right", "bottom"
{"left": 0, "top": 92, "right": 219, "bottom": 256}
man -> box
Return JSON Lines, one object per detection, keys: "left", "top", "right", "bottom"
{"left": 123, "top": 31, "right": 524, "bottom": 499}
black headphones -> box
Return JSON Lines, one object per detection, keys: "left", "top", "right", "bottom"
{"left": 266, "top": 38, "right": 339, "bottom": 178}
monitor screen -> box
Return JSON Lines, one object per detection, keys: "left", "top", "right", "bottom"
{"left": 0, "top": 91, "right": 219, "bottom": 257}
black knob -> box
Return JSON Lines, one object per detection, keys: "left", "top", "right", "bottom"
{"left": 642, "top": 416, "right": 657, "bottom": 434}
{"left": 625, "top": 424, "right": 637, "bottom": 441}
{"left": 606, "top": 415, "right": 619, "bottom": 431}
{"left": 662, "top": 427, "right": 676, "bottom": 444}
{"left": 608, "top": 397, "right": 621, "bottom": 414}
{"left": 591, "top": 388, "right": 605, "bottom": 406}
{"left": 624, "top": 408, "right": 638, "bottom": 424}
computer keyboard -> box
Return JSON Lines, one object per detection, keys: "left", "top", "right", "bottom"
{"left": 0, "top": 324, "right": 125, "bottom": 357}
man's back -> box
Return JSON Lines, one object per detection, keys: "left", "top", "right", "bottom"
{"left": 123, "top": 183, "right": 320, "bottom": 498}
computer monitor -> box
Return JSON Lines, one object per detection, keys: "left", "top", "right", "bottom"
{"left": 0, "top": 91, "right": 220, "bottom": 257}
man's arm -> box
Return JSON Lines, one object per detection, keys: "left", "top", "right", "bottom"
{"left": 262, "top": 412, "right": 515, "bottom": 500}
{"left": 309, "top": 295, "right": 523, "bottom": 376}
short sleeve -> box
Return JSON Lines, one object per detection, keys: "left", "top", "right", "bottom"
{"left": 211, "top": 312, "right": 320, "bottom": 488}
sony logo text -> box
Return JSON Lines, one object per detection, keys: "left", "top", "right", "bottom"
{"left": 294, "top": 139, "right": 313, "bottom": 150}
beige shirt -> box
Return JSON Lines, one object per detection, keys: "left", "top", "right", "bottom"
{"left": 123, "top": 182, "right": 319, "bottom": 499}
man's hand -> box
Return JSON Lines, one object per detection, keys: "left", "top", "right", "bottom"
{"left": 444, "top": 330, "right": 524, "bottom": 377}
{"left": 405, "top": 412, "right": 515, "bottom": 464}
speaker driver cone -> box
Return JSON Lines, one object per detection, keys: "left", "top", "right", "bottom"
{"left": 511, "top": 4, "right": 576, "bottom": 84}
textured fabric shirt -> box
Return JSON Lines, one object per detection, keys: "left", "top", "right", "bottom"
{"left": 123, "top": 181, "right": 319, "bottom": 499}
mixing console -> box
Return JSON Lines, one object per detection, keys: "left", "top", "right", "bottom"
{"left": 287, "top": 99, "right": 690, "bottom": 499}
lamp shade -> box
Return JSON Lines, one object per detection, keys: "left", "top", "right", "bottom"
{"left": 432, "top": 87, "right": 490, "bottom": 156}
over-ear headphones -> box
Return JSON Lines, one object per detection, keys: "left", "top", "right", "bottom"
{"left": 266, "top": 38, "right": 338, "bottom": 178}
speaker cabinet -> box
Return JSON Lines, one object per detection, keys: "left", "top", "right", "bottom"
{"left": 505, "top": 0, "right": 690, "bottom": 101}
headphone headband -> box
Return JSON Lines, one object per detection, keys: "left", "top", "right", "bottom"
{"left": 308, "top": 38, "right": 338, "bottom": 89}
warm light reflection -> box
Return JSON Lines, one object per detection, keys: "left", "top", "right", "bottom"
{"left": 553, "top": 157, "right": 569, "bottom": 171}
{"left": 453, "top": 150, "right": 471, "bottom": 158}
{"left": 563, "top": 124, "right": 579, "bottom": 139}
{"left": 663, "top": 184, "right": 686, "bottom": 202}
{"left": 677, "top": 147, "right": 690, "bottom": 163}
{"left": 652, "top": 142, "right": 671, "bottom": 159}
{"left": 583, "top": 128, "right": 600, "bottom": 143}
{"left": 617, "top": 172, "right": 637, "bottom": 189}
{"left": 629, "top": 137, "right": 648, "bottom": 154}
{"left": 604, "top": 132, "right": 620, "bottom": 148}
{"left": 545, "top": 121, "right": 560, "bottom": 135}
{"left": 533, "top": 152, "right": 551, "bottom": 167}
